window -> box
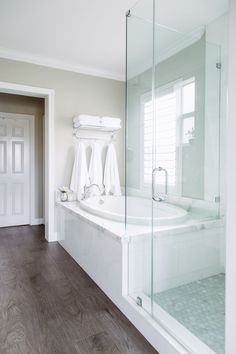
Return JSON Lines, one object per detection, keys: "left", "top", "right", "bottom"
{"left": 183, "top": 81, "right": 195, "bottom": 114}
{"left": 142, "top": 78, "right": 195, "bottom": 192}
{"left": 182, "top": 80, "right": 195, "bottom": 144}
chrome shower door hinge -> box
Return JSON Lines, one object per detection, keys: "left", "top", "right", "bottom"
{"left": 136, "top": 296, "right": 142, "bottom": 307}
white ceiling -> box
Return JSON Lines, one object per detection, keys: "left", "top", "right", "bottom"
{"left": 0, "top": 0, "right": 228, "bottom": 81}
{"left": 0, "top": 0, "right": 136, "bottom": 81}
{"left": 131, "top": 0, "right": 228, "bottom": 33}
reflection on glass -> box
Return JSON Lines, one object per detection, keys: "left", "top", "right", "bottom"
{"left": 183, "top": 81, "right": 195, "bottom": 114}
{"left": 142, "top": 78, "right": 198, "bottom": 191}
{"left": 126, "top": 1, "right": 226, "bottom": 353}
{"left": 182, "top": 116, "right": 195, "bottom": 144}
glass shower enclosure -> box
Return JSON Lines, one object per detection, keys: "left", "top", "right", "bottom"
{"left": 125, "top": 0, "right": 225, "bottom": 353}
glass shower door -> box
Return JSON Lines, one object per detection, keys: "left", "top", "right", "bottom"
{"left": 151, "top": 6, "right": 224, "bottom": 352}
{"left": 126, "top": 0, "right": 225, "bottom": 352}
{"left": 125, "top": 0, "right": 155, "bottom": 316}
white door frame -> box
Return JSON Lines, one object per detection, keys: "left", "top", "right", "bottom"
{"left": 0, "top": 81, "right": 55, "bottom": 242}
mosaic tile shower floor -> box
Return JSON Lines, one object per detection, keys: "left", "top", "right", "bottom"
{"left": 154, "top": 274, "right": 225, "bottom": 354}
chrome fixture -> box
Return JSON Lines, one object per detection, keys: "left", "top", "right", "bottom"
{"left": 126, "top": 9, "right": 131, "bottom": 17}
{"left": 82, "top": 184, "right": 101, "bottom": 199}
{"left": 136, "top": 296, "right": 142, "bottom": 307}
{"left": 152, "top": 166, "right": 168, "bottom": 202}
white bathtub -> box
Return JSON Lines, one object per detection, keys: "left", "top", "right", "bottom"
{"left": 80, "top": 195, "right": 188, "bottom": 226}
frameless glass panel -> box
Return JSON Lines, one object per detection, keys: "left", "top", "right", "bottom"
{"left": 182, "top": 81, "right": 195, "bottom": 114}
{"left": 126, "top": 0, "right": 154, "bottom": 315}
{"left": 152, "top": 4, "right": 225, "bottom": 353}
{"left": 126, "top": 1, "right": 227, "bottom": 353}
{"left": 182, "top": 116, "right": 195, "bottom": 144}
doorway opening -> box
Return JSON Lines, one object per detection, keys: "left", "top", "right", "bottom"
{"left": 0, "top": 94, "right": 44, "bottom": 227}
{"left": 0, "top": 82, "right": 55, "bottom": 241}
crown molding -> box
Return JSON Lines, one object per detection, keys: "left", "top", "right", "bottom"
{"left": 0, "top": 46, "right": 125, "bottom": 82}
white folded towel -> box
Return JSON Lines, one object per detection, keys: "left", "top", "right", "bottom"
{"left": 73, "top": 121, "right": 101, "bottom": 129}
{"left": 104, "top": 143, "right": 121, "bottom": 196}
{"left": 101, "top": 116, "right": 121, "bottom": 128}
{"left": 70, "top": 142, "right": 89, "bottom": 200}
{"left": 73, "top": 115, "right": 100, "bottom": 125}
{"left": 89, "top": 143, "right": 103, "bottom": 195}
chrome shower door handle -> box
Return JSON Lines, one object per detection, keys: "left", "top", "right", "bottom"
{"left": 152, "top": 167, "right": 160, "bottom": 201}
{"left": 152, "top": 167, "right": 168, "bottom": 202}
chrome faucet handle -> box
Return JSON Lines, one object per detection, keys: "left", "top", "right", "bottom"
{"left": 90, "top": 183, "right": 101, "bottom": 192}
{"left": 156, "top": 196, "right": 165, "bottom": 202}
{"left": 82, "top": 183, "right": 101, "bottom": 200}
{"left": 82, "top": 185, "right": 89, "bottom": 200}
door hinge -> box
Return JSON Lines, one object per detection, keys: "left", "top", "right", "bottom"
{"left": 126, "top": 10, "right": 131, "bottom": 17}
{"left": 136, "top": 296, "right": 142, "bottom": 307}
{"left": 216, "top": 63, "right": 222, "bottom": 69}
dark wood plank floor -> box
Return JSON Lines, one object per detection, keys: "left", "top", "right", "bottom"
{"left": 0, "top": 225, "right": 158, "bottom": 354}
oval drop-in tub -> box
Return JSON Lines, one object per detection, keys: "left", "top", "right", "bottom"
{"left": 80, "top": 196, "right": 188, "bottom": 226}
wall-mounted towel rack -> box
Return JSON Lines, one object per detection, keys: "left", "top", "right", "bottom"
{"left": 74, "top": 125, "right": 120, "bottom": 132}
{"left": 74, "top": 135, "right": 116, "bottom": 143}
{"left": 72, "top": 114, "right": 121, "bottom": 143}
{"left": 73, "top": 129, "right": 116, "bottom": 143}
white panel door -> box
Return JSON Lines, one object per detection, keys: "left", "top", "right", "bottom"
{"left": 0, "top": 117, "right": 30, "bottom": 227}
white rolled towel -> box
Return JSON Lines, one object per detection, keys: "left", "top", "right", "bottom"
{"left": 101, "top": 116, "right": 121, "bottom": 128}
{"left": 70, "top": 142, "right": 89, "bottom": 200}
{"left": 104, "top": 143, "right": 121, "bottom": 196}
{"left": 89, "top": 142, "right": 103, "bottom": 195}
{"left": 73, "top": 114, "right": 101, "bottom": 126}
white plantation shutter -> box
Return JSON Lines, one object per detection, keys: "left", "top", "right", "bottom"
{"left": 142, "top": 78, "right": 195, "bottom": 193}
{"left": 143, "top": 85, "right": 179, "bottom": 187}
{"left": 143, "top": 100, "right": 153, "bottom": 184}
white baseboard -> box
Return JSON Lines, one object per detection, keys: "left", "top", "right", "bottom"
{"left": 30, "top": 218, "right": 44, "bottom": 225}
{"left": 46, "top": 231, "right": 58, "bottom": 242}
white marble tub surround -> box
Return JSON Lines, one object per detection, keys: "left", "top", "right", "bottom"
{"left": 57, "top": 201, "right": 192, "bottom": 354}
{"left": 129, "top": 222, "right": 224, "bottom": 296}
{"left": 57, "top": 199, "right": 222, "bottom": 239}
{"left": 57, "top": 200, "right": 126, "bottom": 238}
{"left": 56, "top": 200, "right": 224, "bottom": 354}
{"left": 56, "top": 201, "right": 186, "bottom": 354}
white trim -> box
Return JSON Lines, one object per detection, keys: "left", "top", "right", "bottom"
{"left": 30, "top": 116, "right": 36, "bottom": 225}
{"left": 0, "top": 81, "right": 55, "bottom": 242}
{"left": 31, "top": 218, "right": 44, "bottom": 226}
{"left": 0, "top": 46, "right": 124, "bottom": 82}
{"left": 226, "top": 0, "right": 236, "bottom": 352}
{"left": 49, "top": 231, "right": 58, "bottom": 242}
